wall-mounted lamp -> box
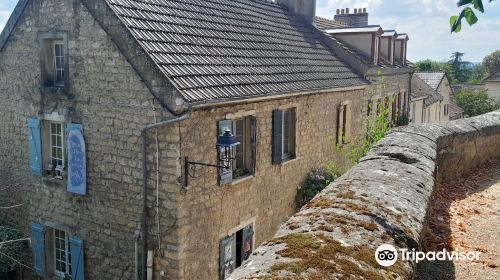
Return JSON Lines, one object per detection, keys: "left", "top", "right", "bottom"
{"left": 184, "top": 129, "right": 240, "bottom": 187}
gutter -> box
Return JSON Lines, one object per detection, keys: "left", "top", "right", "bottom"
{"left": 140, "top": 107, "right": 192, "bottom": 280}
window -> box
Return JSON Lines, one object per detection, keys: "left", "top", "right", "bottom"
{"left": 374, "top": 36, "right": 380, "bottom": 65}
{"left": 444, "top": 104, "right": 449, "bottom": 116}
{"left": 219, "top": 224, "right": 254, "bottom": 280}
{"left": 54, "top": 43, "right": 65, "bottom": 86}
{"left": 272, "top": 108, "right": 296, "bottom": 164}
{"left": 337, "top": 103, "right": 352, "bottom": 145}
{"left": 42, "top": 121, "right": 66, "bottom": 179}
{"left": 218, "top": 117, "right": 256, "bottom": 179}
{"left": 41, "top": 38, "right": 66, "bottom": 87}
{"left": 31, "top": 224, "right": 84, "bottom": 279}
{"left": 54, "top": 229, "right": 72, "bottom": 278}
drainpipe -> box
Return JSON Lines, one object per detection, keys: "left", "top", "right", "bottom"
{"left": 141, "top": 106, "right": 192, "bottom": 280}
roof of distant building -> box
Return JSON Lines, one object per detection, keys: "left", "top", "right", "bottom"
{"left": 415, "top": 72, "right": 446, "bottom": 91}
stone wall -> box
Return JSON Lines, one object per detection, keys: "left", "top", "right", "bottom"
{"left": 0, "top": 0, "right": 181, "bottom": 279}
{"left": 230, "top": 110, "right": 500, "bottom": 279}
{"left": 174, "top": 87, "right": 368, "bottom": 280}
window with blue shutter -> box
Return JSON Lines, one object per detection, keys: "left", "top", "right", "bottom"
{"left": 31, "top": 223, "right": 45, "bottom": 276}
{"left": 69, "top": 236, "right": 84, "bottom": 280}
{"left": 27, "top": 118, "right": 42, "bottom": 175}
{"left": 272, "top": 110, "right": 283, "bottom": 164}
{"left": 66, "top": 124, "right": 86, "bottom": 195}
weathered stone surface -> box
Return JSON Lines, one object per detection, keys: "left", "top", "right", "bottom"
{"left": 230, "top": 110, "right": 500, "bottom": 279}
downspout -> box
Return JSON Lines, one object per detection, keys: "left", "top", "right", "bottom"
{"left": 141, "top": 106, "right": 192, "bottom": 280}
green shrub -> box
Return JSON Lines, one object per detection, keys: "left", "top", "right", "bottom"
{"left": 296, "top": 167, "right": 338, "bottom": 210}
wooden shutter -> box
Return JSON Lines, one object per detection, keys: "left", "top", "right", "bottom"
{"left": 69, "top": 236, "right": 85, "bottom": 280}
{"left": 345, "top": 104, "right": 352, "bottom": 143}
{"left": 271, "top": 110, "right": 283, "bottom": 164}
{"left": 31, "top": 223, "right": 45, "bottom": 276}
{"left": 289, "top": 108, "right": 296, "bottom": 158}
{"left": 242, "top": 224, "right": 254, "bottom": 262}
{"left": 337, "top": 105, "right": 344, "bottom": 145}
{"left": 27, "top": 118, "right": 42, "bottom": 176}
{"left": 219, "top": 235, "right": 235, "bottom": 280}
{"left": 66, "top": 124, "right": 87, "bottom": 195}
{"left": 250, "top": 117, "right": 257, "bottom": 175}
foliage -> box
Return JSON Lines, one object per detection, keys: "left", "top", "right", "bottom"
{"left": 468, "top": 63, "right": 489, "bottom": 84}
{"left": 482, "top": 50, "right": 500, "bottom": 74}
{"left": 0, "top": 222, "right": 26, "bottom": 275}
{"left": 328, "top": 73, "right": 396, "bottom": 174}
{"left": 448, "top": 52, "right": 472, "bottom": 83}
{"left": 453, "top": 89, "right": 500, "bottom": 117}
{"left": 295, "top": 167, "right": 338, "bottom": 209}
{"left": 450, "top": 0, "right": 496, "bottom": 33}
{"left": 416, "top": 60, "right": 458, "bottom": 83}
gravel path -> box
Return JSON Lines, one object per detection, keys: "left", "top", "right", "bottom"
{"left": 418, "top": 159, "right": 500, "bottom": 280}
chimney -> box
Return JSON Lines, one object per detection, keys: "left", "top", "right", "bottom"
{"left": 278, "top": 0, "right": 316, "bottom": 24}
{"left": 334, "top": 7, "right": 369, "bottom": 27}
{"left": 336, "top": 9, "right": 340, "bottom": 15}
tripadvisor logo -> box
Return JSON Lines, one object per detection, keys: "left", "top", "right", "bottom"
{"left": 375, "top": 244, "right": 481, "bottom": 266}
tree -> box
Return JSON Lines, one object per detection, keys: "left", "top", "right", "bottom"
{"left": 468, "top": 63, "right": 488, "bottom": 84}
{"left": 448, "top": 52, "right": 472, "bottom": 82}
{"left": 0, "top": 176, "right": 30, "bottom": 278}
{"left": 416, "top": 60, "right": 458, "bottom": 83}
{"left": 450, "top": 0, "right": 496, "bottom": 33}
{"left": 482, "top": 50, "right": 500, "bottom": 74}
{"left": 453, "top": 89, "right": 500, "bottom": 117}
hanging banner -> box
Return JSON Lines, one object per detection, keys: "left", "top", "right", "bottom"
{"left": 67, "top": 124, "right": 86, "bottom": 195}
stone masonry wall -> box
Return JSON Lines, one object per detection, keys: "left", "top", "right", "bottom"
{"left": 0, "top": 0, "right": 181, "bottom": 279}
{"left": 230, "top": 110, "right": 500, "bottom": 279}
{"left": 175, "top": 88, "right": 368, "bottom": 280}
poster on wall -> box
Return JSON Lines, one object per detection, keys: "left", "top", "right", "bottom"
{"left": 67, "top": 124, "right": 86, "bottom": 195}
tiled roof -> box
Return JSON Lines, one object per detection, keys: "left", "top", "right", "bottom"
{"left": 414, "top": 72, "right": 445, "bottom": 91}
{"left": 448, "top": 99, "right": 464, "bottom": 119}
{"left": 314, "top": 16, "right": 347, "bottom": 30}
{"left": 484, "top": 70, "right": 500, "bottom": 82}
{"left": 411, "top": 74, "right": 443, "bottom": 107}
{"left": 106, "top": 0, "right": 367, "bottom": 103}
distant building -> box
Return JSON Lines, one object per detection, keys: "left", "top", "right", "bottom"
{"left": 411, "top": 72, "right": 457, "bottom": 123}
{"left": 483, "top": 70, "right": 500, "bottom": 101}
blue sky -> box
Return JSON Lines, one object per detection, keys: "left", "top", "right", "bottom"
{"left": 0, "top": 0, "right": 499, "bottom": 62}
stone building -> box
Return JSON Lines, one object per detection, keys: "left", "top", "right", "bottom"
{"left": 0, "top": 0, "right": 411, "bottom": 280}
{"left": 483, "top": 69, "right": 500, "bottom": 101}
{"left": 411, "top": 72, "right": 455, "bottom": 124}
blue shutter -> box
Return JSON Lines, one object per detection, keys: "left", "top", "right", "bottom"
{"left": 272, "top": 110, "right": 283, "bottom": 164}
{"left": 69, "top": 236, "right": 84, "bottom": 280}
{"left": 31, "top": 223, "right": 45, "bottom": 276}
{"left": 27, "top": 118, "right": 42, "bottom": 175}
{"left": 66, "top": 124, "right": 87, "bottom": 195}
{"left": 250, "top": 117, "right": 257, "bottom": 175}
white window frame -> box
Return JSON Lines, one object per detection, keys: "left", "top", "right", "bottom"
{"left": 53, "top": 41, "right": 65, "bottom": 86}
{"left": 50, "top": 121, "right": 65, "bottom": 168}
{"left": 54, "top": 228, "right": 72, "bottom": 278}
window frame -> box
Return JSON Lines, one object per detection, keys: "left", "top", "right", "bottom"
{"left": 281, "top": 108, "right": 296, "bottom": 161}
{"left": 53, "top": 228, "right": 72, "bottom": 278}
{"left": 53, "top": 41, "right": 65, "bottom": 87}
{"left": 218, "top": 116, "right": 255, "bottom": 179}
{"left": 49, "top": 121, "right": 65, "bottom": 168}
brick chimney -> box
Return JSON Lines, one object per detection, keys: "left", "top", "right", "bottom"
{"left": 278, "top": 0, "right": 316, "bottom": 24}
{"left": 334, "top": 7, "right": 369, "bottom": 27}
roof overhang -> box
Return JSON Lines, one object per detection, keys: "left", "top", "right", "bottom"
{"left": 0, "top": 0, "right": 30, "bottom": 52}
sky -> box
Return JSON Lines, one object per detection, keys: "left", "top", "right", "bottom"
{"left": 0, "top": 0, "right": 499, "bottom": 62}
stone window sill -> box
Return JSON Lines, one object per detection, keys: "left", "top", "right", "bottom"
{"left": 281, "top": 157, "right": 301, "bottom": 166}
{"left": 230, "top": 175, "right": 255, "bottom": 186}
{"left": 42, "top": 176, "right": 66, "bottom": 187}
{"left": 39, "top": 86, "right": 68, "bottom": 95}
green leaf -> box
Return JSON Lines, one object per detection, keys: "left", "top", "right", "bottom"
{"left": 463, "top": 7, "right": 479, "bottom": 25}
{"left": 457, "top": 0, "right": 473, "bottom": 6}
{"left": 472, "top": 0, "right": 485, "bottom": 12}
{"left": 450, "top": 15, "right": 463, "bottom": 33}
